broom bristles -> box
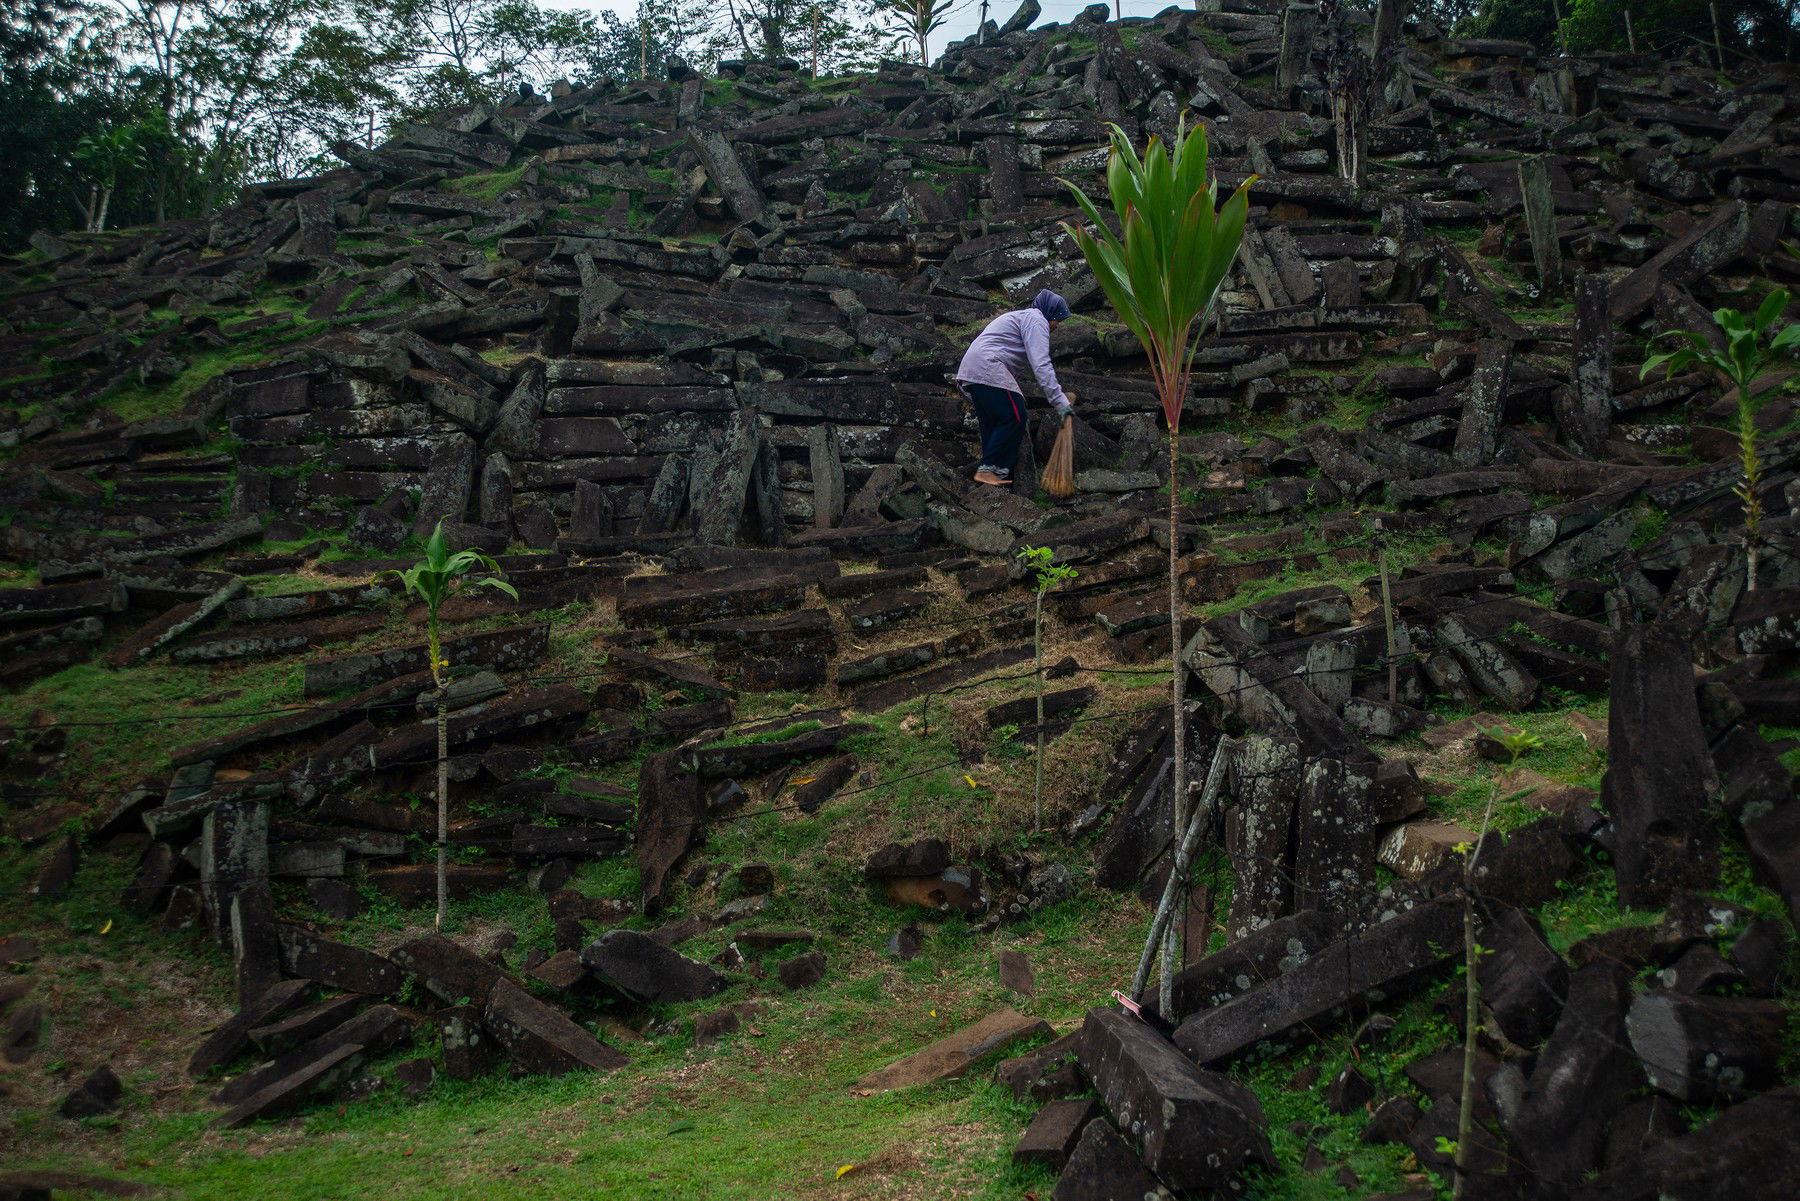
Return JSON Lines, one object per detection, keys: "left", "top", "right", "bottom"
{"left": 1043, "top": 415, "right": 1076, "bottom": 498}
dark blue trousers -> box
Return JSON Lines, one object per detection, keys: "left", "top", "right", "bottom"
{"left": 967, "top": 383, "right": 1026, "bottom": 476}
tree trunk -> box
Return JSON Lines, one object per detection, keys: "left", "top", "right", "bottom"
{"left": 96, "top": 187, "right": 112, "bottom": 233}
{"left": 436, "top": 694, "right": 449, "bottom": 930}
{"left": 431, "top": 618, "right": 449, "bottom": 931}
{"left": 1034, "top": 591, "right": 1045, "bottom": 834}
{"left": 1741, "top": 407, "right": 1761, "bottom": 594}
{"left": 1456, "top": 782, "right": 1502, "bottom": 1198}
{"left": 1379, "top": 528, "right": 1398, "bottom": 703}
{"left": 1159, "top": 426, "right": 1187, "bottom": 1016}
{"left": 1454, "top": 885, "right": 1477, "bottom": 1199}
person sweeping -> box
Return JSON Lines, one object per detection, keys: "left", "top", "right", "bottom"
{"left": 954, "top": 289, "right": 1077, "bottom": 487}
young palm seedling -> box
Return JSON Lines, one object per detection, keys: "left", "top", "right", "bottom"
{"left": 1641, "top": 288, "right": 1799, "bottom": 592}
{"left": 382, "top": 521, "right": 518, "bottom": 929}
{"left": 1016, "top": 545, "right": 1078, "bottom": 833}
{"left": 1063, "top": 118, "right": 1252, "bottom": 983}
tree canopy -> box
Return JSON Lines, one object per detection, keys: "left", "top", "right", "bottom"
{"left": 0, "top": 0, "right": 1793, "bottom": 241}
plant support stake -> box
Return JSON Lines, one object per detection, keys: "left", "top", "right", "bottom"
{"left": 1377, "top": 519, "right": 1398, "bottom": 704}
{"left": 1131, "top": 738, "right": 1231, "bottom": 1009}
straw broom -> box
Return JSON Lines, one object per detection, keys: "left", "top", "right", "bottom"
{"left": 1042, "top": 413, "right": 1076, "bottom": 498}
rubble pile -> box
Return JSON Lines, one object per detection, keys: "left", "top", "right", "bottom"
{"left": 0, "top": 0, "right": 1797, "bottom": 1191}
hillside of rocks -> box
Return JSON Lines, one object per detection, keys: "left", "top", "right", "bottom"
{"left": 2, "top": 2, "right": 1799, "bottom": 1198}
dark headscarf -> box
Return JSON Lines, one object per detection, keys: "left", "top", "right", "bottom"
{"left": 1031, "top": 289, "right": 1071, "bottom": 322}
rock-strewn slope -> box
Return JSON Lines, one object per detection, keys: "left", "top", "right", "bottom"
{"left": 1, "top": 3, "right": 1798, "bottom": 1197}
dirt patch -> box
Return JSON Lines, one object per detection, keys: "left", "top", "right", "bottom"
{"left": 3, "top": 938, "right": 234, "bottom": 1162}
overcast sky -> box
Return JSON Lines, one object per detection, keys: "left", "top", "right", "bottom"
{"left": 533, "top": 0, "right": 1141, "bottom": 64}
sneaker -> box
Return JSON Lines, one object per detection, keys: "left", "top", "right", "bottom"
{"left": 973, "top": 469, "right": 1013, "bottom": 486}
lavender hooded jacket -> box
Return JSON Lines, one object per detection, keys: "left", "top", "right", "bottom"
{"left": 953, "top": 308, "right": 1072, "bottom": 416}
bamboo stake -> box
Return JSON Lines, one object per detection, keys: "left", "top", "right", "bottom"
{"left": 1133, "top": 739, "right": 1231, "bottom": 1006}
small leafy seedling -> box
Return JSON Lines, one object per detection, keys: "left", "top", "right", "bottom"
{"left": 1016, "top": 546, "right": 1079, "bottom": 833}
{"left": 1641, "top": 289, "right": 1800, "bottom": 592}
{"left": 381, "top": 519, "right": 517, "bottom": 929}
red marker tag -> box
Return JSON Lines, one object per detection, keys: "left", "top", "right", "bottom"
{"left": 1111, "top": 990, "right": 1143, "bottom": 1018}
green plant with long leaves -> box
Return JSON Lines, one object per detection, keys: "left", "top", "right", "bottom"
{"left": 1016, "top": 545, "right": 1078, "bottom": 835}
{"left": 1641, "top": 288, "right": 1799, "bottom": 593}
{"left": 1063, "top": 119, "right": 1252, "bottom": 1008}
{"left": 872, "top": 0, "right": 949, "bottom": 64}
{"left": 381, "top": 520, "right": 517, "bottom": 929}
{"left": 73, "top": 123, "right": 149, "bottom": 232}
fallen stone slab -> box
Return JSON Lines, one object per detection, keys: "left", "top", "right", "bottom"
{"left": 483, "top": 979, "right": 626, "bottom": 1076}
{"left": 102, "top": 577, "right": 245, "bottom": 667}
{"left": 686, "top": 722, "right": 870, "bottom": 777}
{"left": 671, "top": 609, "right": 835, "bottom": 656}
{"left": 84, "top": 516, "right": 262, "bottom": 571}
{"left": 694, "top": 1000, "right": 765, "bottom": 1048}
{"left": 777, "top": 951, "right": 827, "bottom": 990}
{"left": 303, "top": 623, "right": 548, "bottom": 697}
{"left": 214, "top": 1003, "right": 412, "bottom": 1110}
{"left": 1378, "top": 821, "right": 1476, "bottom": 881}
{"left": 436, "top": 1004, "right": 490, "bottom": 1080}
{"left": 834, "top": 627, "right": 985, "bottom": 687}
{"left": 1508, "top": 961, "right": 1644, "bottom": 1191}
{"left": 59, "top": 1064, "right": 123, "bottom": 1119}
{"left": 850, "top": 1007, "right": 1052, "bottom": 1095}
{"left": 1014, "top": 1097, "right": 1100, "bottom": 1170}
{"left": 1078, "top": 1007, "right": 1275, "bottom": 1190}
{"left": 791, "top": 753, "right": 856, "bottom": 814}
{"left": 214, "top": 1043, "right": 364, "bottom": 1128}
{"left": 0, "top": 578, "right": 126, "bottom": 627}
{"left": 249, "top": 995, "right": 368, "bottom": 1055}
{"left": 850, "top": 644, "right": 1033, "bottom": 713}
{"left": 841, "top": 589, "right": 930, "bottom": 631}
{"left": 390, "top": 933, "right": 509, "bottom": 1006}
{"left": 985, "top": 686, "right": 1094, "bottom": 731}
{"left": 226, "top": 579, "right": 393, "bottom": 622}
{"left": 1603, "top": 622, "right": 1721, "bottom": 907}
{"left": 169, "top": 611, "right": 385, "bottom": 664}
{"left": 1574, "top": 1085, "right": 1800, "bottom": 1201}
{"left": 1174, "top": 896, "right": 1458, "bottom": 1065}
{"left": 511, "top": 823, "right": 627, "bottom": 859}
{"left": 635, "top": 750, "right": 704, "bottom": 917}
{"left": 365, "top": 863, "right": 511, "bottom": 906}
{"left": 1732, "top": 587, "right": 1800, "bottom": 655}
{"left": 367, "top": 684, "right": 590, "bottom": 766}
{"left": 276, "top": 924, "right": 403, "bottom": 995}
{"left": 1187, "top": 616, "right": 1373, "bottom": 763}
{"left": 188, "top": 977, "right": 312, "bottom": 1077}
{"left": 614, "top": 574, "right": 814, "bottom": 627}
{"left": 1478, "top": 908, "right": 1568, "bottom": 1048}
{"left": 1169, "top": 909, "right": 1337, "bottom": 1022}
{"left": 4, "top": 1001, "right": 44, "bottom": 1064}
{"left": 1051, "top": 1118, "right": 1172, "bottom": 1201}
{"left": 1608, "top": 200, "right": 1751, "bottom": 322}
{"left": 1625, "top": 989, "right": 1786, "bottom": 1104}
{"left": 866, "top": 838, "right": 951, "bottom": 878}
{"left": 606, "top": 647, "right": 733, "bottom": 700}
{"left": 580, "top": 929, "right": 727, "bottom": 1003}
{"left": 169, "top": 669, "right": 430, "bottom": 766}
